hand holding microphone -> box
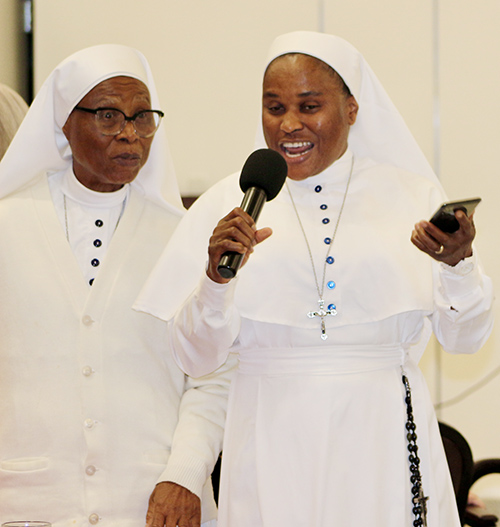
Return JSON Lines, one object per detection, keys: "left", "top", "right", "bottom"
{"left": 207, "top": 149, "right": 287, "bottom": 283}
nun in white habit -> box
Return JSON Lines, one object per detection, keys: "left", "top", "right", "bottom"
{"left": 0, "top": 45, "right": 229, "bottom": 527}
{"left": 135, "top": 32, "right": 494, "bottom": 526}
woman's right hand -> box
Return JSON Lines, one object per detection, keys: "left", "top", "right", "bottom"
{"left": 206, "top": 207, "right": 272, "bottom": 284}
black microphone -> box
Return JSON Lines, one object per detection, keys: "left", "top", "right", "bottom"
{"left": 217, "top": 148, "right": 288, "bottom": 279}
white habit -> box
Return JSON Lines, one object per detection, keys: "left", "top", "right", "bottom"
{"left": 0, "top": 44, "right": 228, "bottom": 526}
{"left": 135, "top": 33, "right": 494, "bottom": 527}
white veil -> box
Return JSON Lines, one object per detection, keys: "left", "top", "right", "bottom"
{"left": 0, "top": 44, "right": 184, "bottom": 215}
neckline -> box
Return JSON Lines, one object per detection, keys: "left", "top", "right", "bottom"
{"left": 61, "top": 166, "right": 129, "bottom": 208}
{"left": 285, "top": 149, "right": 354, "bottom": 190}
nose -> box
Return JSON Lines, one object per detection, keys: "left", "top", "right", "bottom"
{"left": 116, "top": 120, "right": 138, "bottom": 141}
{"left": 280, "top": 111, "right": 303, "bottom": 134}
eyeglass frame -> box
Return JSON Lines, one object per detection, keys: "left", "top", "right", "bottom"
{"left": 73, "top": 106, "right": 165, "bottom": 138}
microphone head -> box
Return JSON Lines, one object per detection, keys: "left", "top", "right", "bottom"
{"left": 239, "top": 148, "right": 288, "bottom": 201}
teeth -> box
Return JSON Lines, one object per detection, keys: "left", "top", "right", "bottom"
{"left": 281, "top": 141, "right": 313, "bottom": 158}
{"left": 282, "top": 141, "right": 312, "bottom": 148}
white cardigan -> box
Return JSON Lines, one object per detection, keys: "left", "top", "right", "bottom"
{"left": 0, "top": 175, "right": 229, "bottom": 526}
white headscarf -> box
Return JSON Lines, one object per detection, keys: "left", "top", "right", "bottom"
{"left": 0, "top": 44, "right": 184, "bottom": 215}
{"left": 257, "top": 31, "right": 442, "bottom": 188}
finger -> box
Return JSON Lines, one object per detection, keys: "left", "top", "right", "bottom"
{"left": 221, "top": 207, "right": 256, "bottom": 234}
{"left": 150, "top": 511, "right": 167, "bottom": 527}
{"left": 455, "top": 210, "right": 476, "bottom": 238}
{"left": 412, "top": 222, "right": 444, "bottom": 254}
{"left": 254, "top": 227, "right": 273, "bottom": 245}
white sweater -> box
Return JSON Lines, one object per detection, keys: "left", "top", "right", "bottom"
{"left": 0, "top": 175, "right": 230, "bottom": 526}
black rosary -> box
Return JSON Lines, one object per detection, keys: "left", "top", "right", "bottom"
{"left": 402, "top": 373, "right": 429, "bottom": 527}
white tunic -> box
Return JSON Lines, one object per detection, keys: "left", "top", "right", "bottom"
{"left": 136, "top": 151, "right": 494, "bottom": 527}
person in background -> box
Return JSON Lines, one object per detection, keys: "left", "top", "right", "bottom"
{"left": 0, "top": 83, "right": 28, "bottom": 159}
{"left": 135, "top": 31, "right": 494, "bottom": 526}
{"left": 0, "top": 45, "right": 229, "bottom": 527}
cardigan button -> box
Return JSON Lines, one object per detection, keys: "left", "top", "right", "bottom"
{"left": 85, "top": 464, "right": 97, "bottom": 476}
{"left": 82, "top": 366, "right": 94, "bottom": 377}
{"left": 82, "top": 315, "right": 94, "bottom": 326}
{"left": 84, "top": 418, "right": 96, "bottom": 429}
{"left": 89, "top": 513, "right": 100, "bottom": 524}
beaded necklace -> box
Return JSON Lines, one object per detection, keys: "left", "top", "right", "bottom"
{"left": 286, "top": 154, "right": 354, "bottom": 340}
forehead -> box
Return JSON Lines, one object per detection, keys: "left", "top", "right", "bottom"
{"left": 265, "top": 54, "right": 330, "bottom": 81}
{"left": 263, "top": 53, "right": 342, "bottom": 98}
{"left": 79, "top": 76, "right": 151, "bottom": 106}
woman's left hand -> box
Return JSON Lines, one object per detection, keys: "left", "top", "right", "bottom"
{"left": 146, "top": 481, "right": 201, "bottom": 527}
{"left": 411, "top": 210, "right": 475, "bottom": 266}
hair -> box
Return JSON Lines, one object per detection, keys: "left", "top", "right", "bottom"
{"left": 266, "top": 53, "right": 352, "bottom": 98}
{"left": 0, "top": 84, "right": 29, "bottom": 160}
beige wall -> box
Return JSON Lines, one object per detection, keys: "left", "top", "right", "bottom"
{"left": 0, "top": 0, "right": 28, "bottom": 99}
{"left": 3, "top": 0, "right": 500, "bottom": 484}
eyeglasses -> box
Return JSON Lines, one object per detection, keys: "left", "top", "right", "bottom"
{"left": 74, "top": 106, "right": 164, "bottom": 138}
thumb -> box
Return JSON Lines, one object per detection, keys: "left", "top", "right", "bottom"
{"left": 254, "top": 227, "right": 273, "bottom": 245}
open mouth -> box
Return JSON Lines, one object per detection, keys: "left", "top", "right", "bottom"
{"left": 281, "top": 141, "right": 313, "bottom": 158}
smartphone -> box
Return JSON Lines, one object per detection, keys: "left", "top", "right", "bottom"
{"left": 429, "top": 197, "right": 481, "bottom": 233}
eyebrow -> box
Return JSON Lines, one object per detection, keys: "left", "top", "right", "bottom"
{"left": 263, "top": 90, "right": 324, "bottom": 98}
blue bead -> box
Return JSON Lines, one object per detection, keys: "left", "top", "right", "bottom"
{"left": 326, "top": 256, "right": 334, "bottom": 264}
{"left": 324, "top": 237, "right": 331, "bottom": 245}
{"left": 328, "top": 303, "right": 336, "bottom": 311}
{"left": 320, "top": 204, "right": 327, "bottom": 210}
{"left": 322, "top": 218, "right": 330, "bottom": 224}
{"left": 327, "top": 281, "right": 336, "bottom": 289}
{"left": 315, "top": 185, "right": 322, "bottom": 192}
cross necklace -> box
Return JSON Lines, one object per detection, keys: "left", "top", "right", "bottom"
{"left": 287, "top": 154, "right": 354, "bottom": 340}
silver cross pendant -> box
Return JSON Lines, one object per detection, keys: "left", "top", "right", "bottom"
{"left": 307, "top": 299, "right": 337, "bottom": 340}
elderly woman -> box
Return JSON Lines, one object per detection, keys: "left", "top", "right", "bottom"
{"left": 0, "top": 45, "right": 228, "bottom": 527}
{"left": 136, "top": 32, "right": 494, "bottom": 526}
{"left": 0, "top": 83, "right": 28, "bottom": 159}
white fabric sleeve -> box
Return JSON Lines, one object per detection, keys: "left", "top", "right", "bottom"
{"left": 431, "top": 253, "right": 494, "bottom": 354}
{"left": 168, "top": 271, "right": 241, "bottom": 378}
{"left": 156, "top": 355, "right": 237, "bottom": 498}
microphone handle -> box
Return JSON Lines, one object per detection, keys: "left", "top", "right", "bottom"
{"left": 217, "top": 187, "right": 267, "bottom": 279}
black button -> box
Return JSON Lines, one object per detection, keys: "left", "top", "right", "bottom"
{"left": 322, "top": 218, "right": 330, "bottom": 224}
{"left": 95, "top": 219, "right": 103, "bottom": 227}
{"left": 89, "top": 278, "right": 94, "bottom": 286}
{"left": 320, "top": 204, "right": 328, "bottom": 210}
{"left": 93, "top": 239, "right": 102, "bottom": 248}
{"left": 315, "top": 185, "right": 322, "bottom": 193}
{"left": 91, "top": 259, "right": 100, "bottom": 267}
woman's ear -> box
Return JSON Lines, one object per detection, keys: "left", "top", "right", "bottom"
{"left": 346, "top": 95, "right": 359, "bottom": 125}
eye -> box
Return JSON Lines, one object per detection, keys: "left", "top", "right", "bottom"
{"left": 134, "top": 111, "right": 151, "bottom": 123}
{"left": 265, "top": 103, "right": 284, "bottom": 114}
{"left": 98, "top": 109, "right": 120, "bottom": 122}
{"left": 301, "top": 103, "right": 320, "bottom": 112}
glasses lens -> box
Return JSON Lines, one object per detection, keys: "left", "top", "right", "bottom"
{"left": 134, "top": 111, "right": 162, "bottom": 137}
{"left": 95, "top": 109, "right": 124, "bottom": 135}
